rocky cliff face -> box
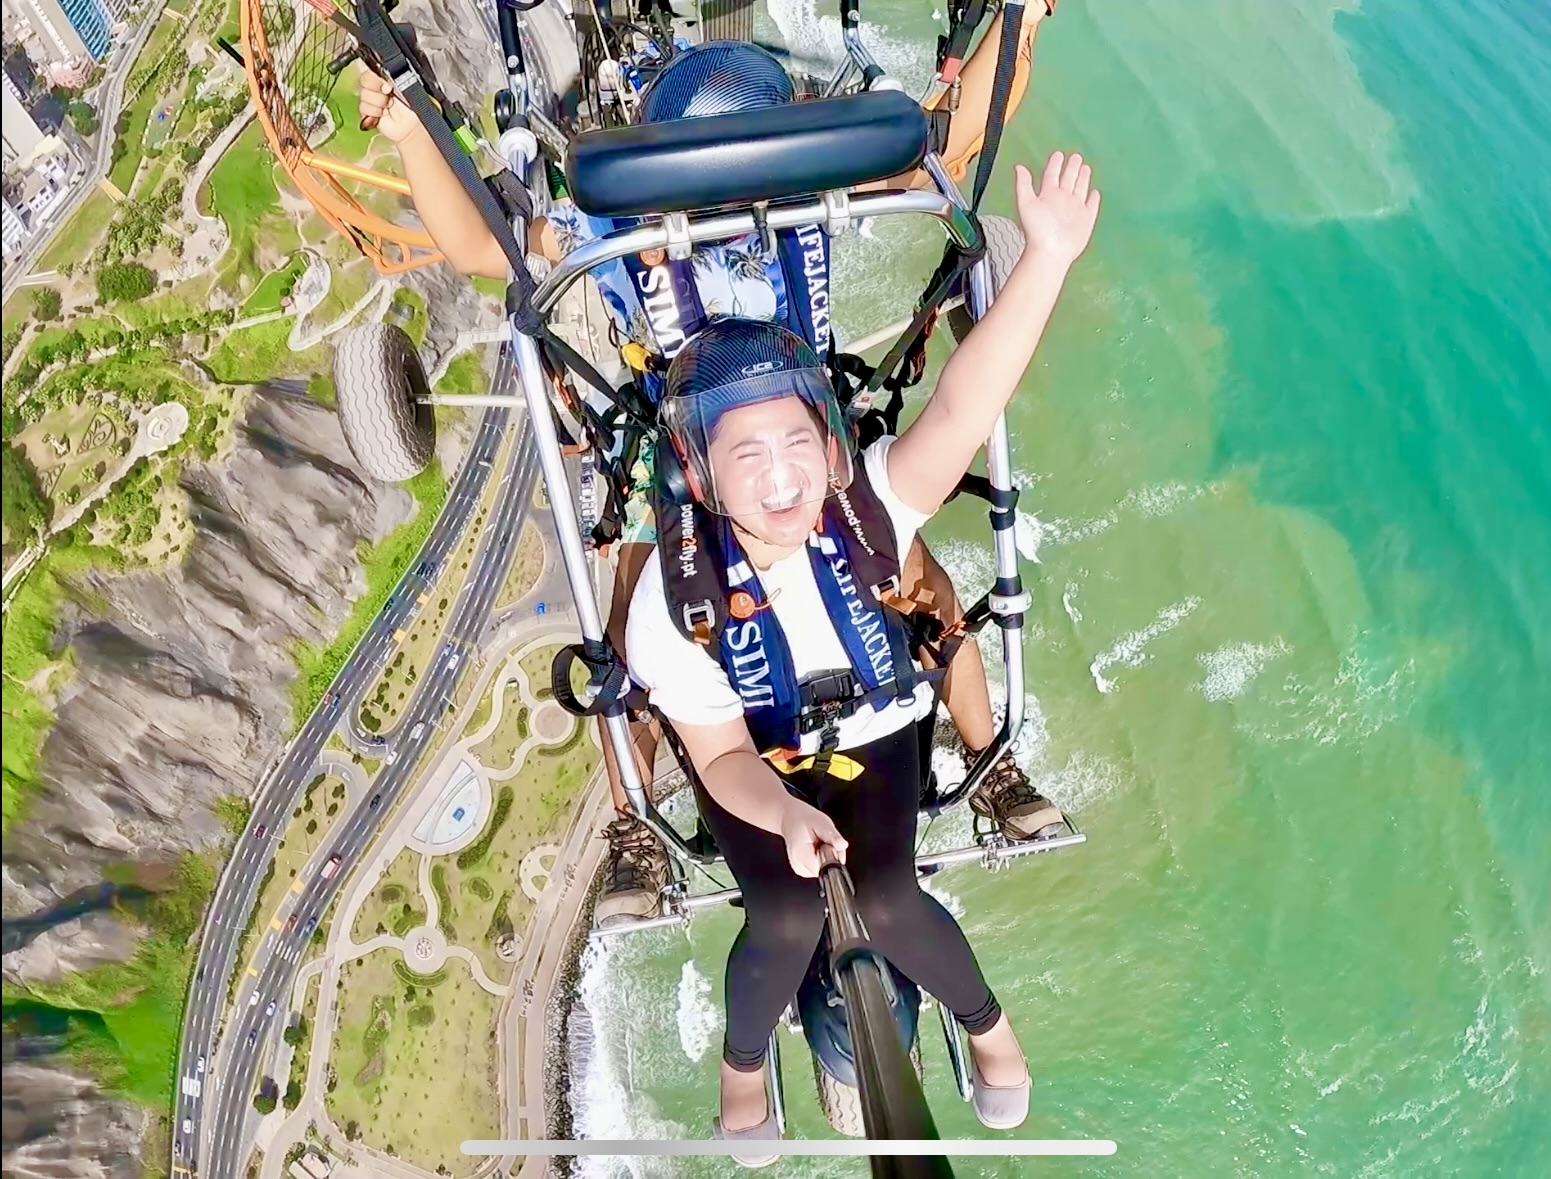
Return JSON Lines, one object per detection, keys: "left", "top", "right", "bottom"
{"left": 1, "top": 386, "right": 416, "bottom": 1172}
{"left": 1, "top": 1061, "right": 147, "bottom": 1179}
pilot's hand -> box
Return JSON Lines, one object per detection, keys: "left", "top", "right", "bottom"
{"left": 359, "top": 69, "right": 423, "bottom": 144}
{"left": 1013, "top": 151, "right": 1100, "bottom": 269}
{"left": 779, "top": 798, "right": 848, "bottom": 879}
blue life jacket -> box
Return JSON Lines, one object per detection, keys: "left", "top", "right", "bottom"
{"left": 653, "top": 446, "right": 924, "bottom": 756}
{"left": 566, "top": 208, "right": 833, "bottom": 398}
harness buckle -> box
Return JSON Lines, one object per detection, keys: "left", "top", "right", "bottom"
{"left": 797, "top": 669, "right": 858, "bottom": 736}
{"left": 871, "top": 574, "right": 918, "bottom": 614}
{"left": 683, "top": 601, "right": 715, "bottom": 644}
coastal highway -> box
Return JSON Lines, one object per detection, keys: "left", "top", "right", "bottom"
{"left": 201, "top": 409, "right": 540, "bottom": 1179}
{"left": 171, "top": 364, "right": 538, "bottom": 1179}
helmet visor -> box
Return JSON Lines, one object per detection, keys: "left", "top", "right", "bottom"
{"left": 661, "top": 368, "right": 855, "bottom": 518}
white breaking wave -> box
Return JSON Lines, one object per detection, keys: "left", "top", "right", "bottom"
{"left": 675, "top": 960, "right": 719, "bottom": 1063}
{"left": 1062, "top": 582, "right": 1083, "bottom": 623}
{"left": 1196, "top": 639, "right": 1291, "bottom": 702}
{"left": 766, "top": 0, "right": 934, "bottom": 89}
{"left": 1120, "top": 480, "right": 1217, "bottom": 517}
{"left": 1257, "top": 644, "right": 1415, "bottom": 747}
{"left": 1016, "top": 509, "right": 1119, "bottom": 564}
{"left": 1089, "top": 597, "right": 1202, "bottom": 694}
{"left": 573, "top": 940, "right": 688, "bottom": 1178}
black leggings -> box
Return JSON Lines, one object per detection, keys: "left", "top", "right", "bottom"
{"left": 696, "top": 722, "right": 1002, "bottom": 1071}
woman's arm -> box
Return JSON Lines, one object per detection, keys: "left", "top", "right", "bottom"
{"left": 358, "top": 70, "right": 557, "bottom": 277}
{"left": 888, "top": 151, "right": 1100, "bottom": 515}
{"left": 675, "top": 719, "right": 848, "bottom": 877}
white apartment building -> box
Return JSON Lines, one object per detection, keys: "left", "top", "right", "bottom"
{"left": 1, "top": 80, "right": 47, "bottom": 168}
{"left": 1, "top": 194, "right": 27, "bottom": 257}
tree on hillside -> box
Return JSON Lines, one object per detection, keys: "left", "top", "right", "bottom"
{"left": 96, "top": 262, "right": 156, "bottom": 304}
{"left": 66, "top": 100, "right": 97, "bottom": 136}
{"left": 252, "top": 1077, "right": 278, "bottom": 1114}
{"left": 2, "top": 442, "right": 51, "bottom": 549}
{"left": 32, "top": 287, "right": 62, "bottom": 320}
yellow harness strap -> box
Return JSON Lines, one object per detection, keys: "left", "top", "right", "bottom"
{"left": 766, "top": 751, "right": 865, "bottom": 781}
{"left": 620, "top": 340, "right": 652, "bottom": 373}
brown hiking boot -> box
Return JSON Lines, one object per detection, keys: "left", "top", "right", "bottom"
{"left": 964, "top": 748, "right": 1065, "bottom": 842}
{"left": 595, "top": 813, "right": 670, "bottom": 927}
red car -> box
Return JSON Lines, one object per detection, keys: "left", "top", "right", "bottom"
{"left": 254, "top": 825, "right": 267, "bottom": 840}
{"left": 285, "top": 912, "right": 298, "bottom": 933}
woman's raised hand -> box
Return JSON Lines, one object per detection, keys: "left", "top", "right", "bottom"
{"left": 779, "top": 798, "right": 849, "bottom": 879}
{"left": 1012, "top": 150, "right": 1100, "bottom": 269}
{"left": 358, "top": 69, "right": 423, "bottom": 144}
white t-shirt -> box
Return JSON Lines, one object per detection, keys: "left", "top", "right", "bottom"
{"left": 626, "top": 437, "right": 937, "bottom": 753}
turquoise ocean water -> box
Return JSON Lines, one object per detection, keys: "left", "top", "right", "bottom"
{"left": 569, "top": 1, "right": 1551, "bottom": 1173}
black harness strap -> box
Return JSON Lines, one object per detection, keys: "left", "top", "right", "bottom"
{"left": 970, "top": 1, "right": 1024, "bottom": 211}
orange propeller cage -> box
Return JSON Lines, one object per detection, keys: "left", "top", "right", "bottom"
{"left": 240, "top": 0, "right": 443, "bottom": 273}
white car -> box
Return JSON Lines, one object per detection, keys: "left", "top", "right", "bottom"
{"left": 446, "top": 653, "right": 461, "bottom": 670}
{"left": 182, "top": 1118, "right": 192, "bottom": 1135}
{"left": 386, "top": 750, "right": 399, "bottom": 765}
{"left": 410, "top": 723, "right": 425, "bottom": 740}
{"left": 196, "top": 1056, "right": 205, "bottom": 1075}
{"left": 249, "top": 992, "right": 259, "bottom": 1007}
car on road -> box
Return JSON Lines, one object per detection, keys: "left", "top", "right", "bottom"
{"left": 247, "top": 1028, "right": 257, "bottom": 1047}
{"left": 320, "top": 853, "right": 343, "bottom": 881}
{"left": 446, "top": 651, "right": 461, "bottom": 670}
{"left": 265, "top": 1000, "right": 276, "bottom": 1019}
{"left": 182, "top": 1118, "right": 192, "bottom": 1135}
{"left": 410, "top": 722, "right": 425, "bottom": 740}
{"left": 301, "top": 914, "right": 318, "bottom": 937}
{"left": 196, "top": 1055, "right": 205, "bottom": 1075}
{"left": 249, "top": 992, "right": 259, "bottom": 1007}
{"left": 387, "top": 749, "right": 399, "bottom": 765}
{"left": 369, "top": 792, "right": 382, "bottom": 810}
{"left": 254, "top": 824, "right": 267, "bottom": 839}
{"left": 323, "top": 691, "right": 340, "bottom": 711}
{"left": 285, "top": 912, "right": 298, "bottom": 933}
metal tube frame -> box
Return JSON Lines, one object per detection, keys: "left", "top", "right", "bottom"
{"left": 443, "top": 175, "right": 1082, "bottom": 881}
{"left": 468, "top": 0, "right": 1083, "bottom": 909}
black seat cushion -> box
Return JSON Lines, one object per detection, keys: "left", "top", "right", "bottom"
{"left": 565, "top": 89, "right": 929, "bottom": 219}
